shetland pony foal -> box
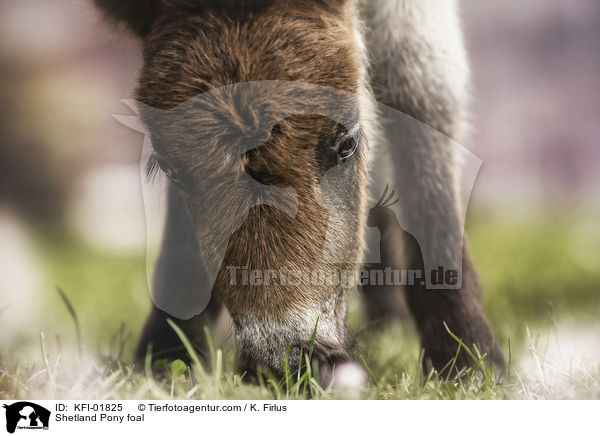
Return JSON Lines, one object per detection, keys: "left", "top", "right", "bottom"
{"left": 93, "top": 0, "right": 504, "bottom": 384}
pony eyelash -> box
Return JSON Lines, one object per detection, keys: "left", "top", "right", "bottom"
{"left": 146, "top": 153, "right": 162, "bottom": 182}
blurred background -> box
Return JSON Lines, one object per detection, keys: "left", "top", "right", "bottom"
{"left": 0, "top": 0, "right": 598, "bottom": 396}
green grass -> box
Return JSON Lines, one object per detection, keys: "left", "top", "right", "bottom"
{"left": 1, "top": 215, "right": 599, "bottom": 400}
{"left": 0, "top": 319, "right": 512, "bottom": 400}
{"left": 468, "top": 214, "right": 600, "bottom": 345}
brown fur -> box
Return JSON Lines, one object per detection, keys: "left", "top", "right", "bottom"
{"left": 132, "top": 3, "right": 365, "bottom": 321}
{"left": 136, "top": 4, "right": 360, "bottom": 108}
{"left": 95, "top": 0, "right": 505, "bottom": 377}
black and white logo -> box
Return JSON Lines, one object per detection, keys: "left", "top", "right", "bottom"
{"left": 2, "top": 402, "right": 50, "bottom": 434}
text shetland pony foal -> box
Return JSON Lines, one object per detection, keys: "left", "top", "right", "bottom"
{"left": 93, "top": 0, "right": 504, "bottom": 385}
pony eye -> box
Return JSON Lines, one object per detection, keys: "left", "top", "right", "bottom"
{"left": 163, "top": 166, "right": 180, "bottom": 184}
{"left": 338, "top": 131, "right": 360, "bottom": 162}
{"left": 147, "top": 153, "right": 181, "bottom": 185}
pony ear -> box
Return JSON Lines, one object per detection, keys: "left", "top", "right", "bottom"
{"left": 92, "top": 0, "right": 162, "bottom": 38}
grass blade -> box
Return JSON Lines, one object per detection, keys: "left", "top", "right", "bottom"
{"left": 56, "top": 287, "right": 82, "bottom": 356}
